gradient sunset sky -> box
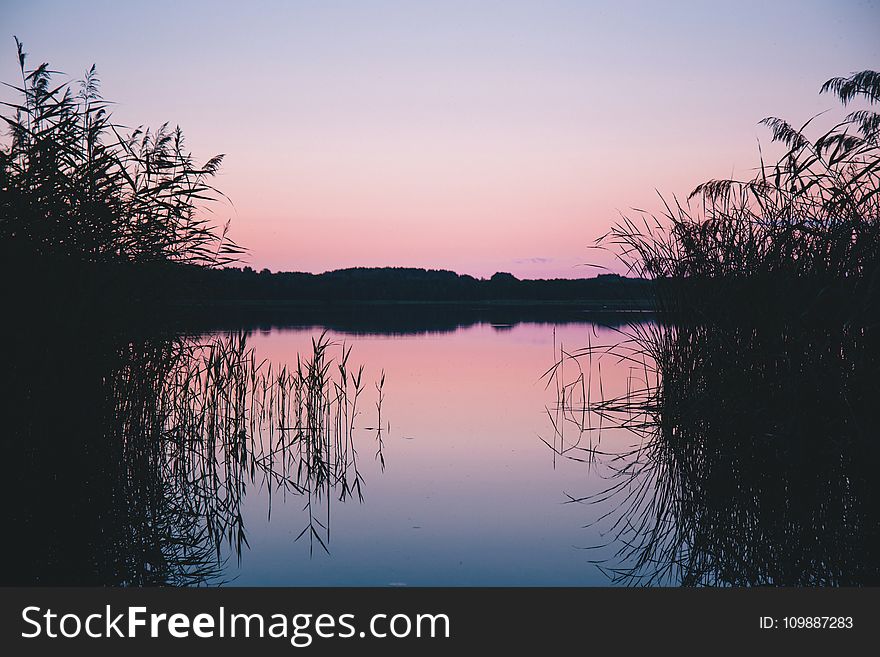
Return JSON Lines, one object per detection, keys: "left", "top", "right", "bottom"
{"left": 2, "top": 0, "right": 878, "bottom": 278}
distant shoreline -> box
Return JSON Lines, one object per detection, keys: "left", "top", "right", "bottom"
{"left": 172, "top": 297, "right": 656, "bottom": 310}
{"left": 161, "top": 297, "right": 657, "bottom": 335}
{"left": 170, "top": 265, "right": 656, "bottom": 307}
{"left": 5, "top": 259, "right": 658, "bottom": 336}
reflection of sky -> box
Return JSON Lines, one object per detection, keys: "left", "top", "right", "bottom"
{"left": 2, "top": 1, "right": 877, "bottom": 278}
{"left": 222, "top": 321, "right": 649, "bottom": 585}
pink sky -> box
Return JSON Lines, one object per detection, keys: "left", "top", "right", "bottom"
{"left": 2, "top": 1, "right": 878, "bottom": 278}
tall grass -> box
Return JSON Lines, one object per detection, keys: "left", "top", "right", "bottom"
{"left": 541, "top": 71, "right": 880, "bottom": 585}
{"left": 113, "top": 330, "right": 387, "bottom": 578}
{"left": 0, "top": 38, "right": 241, "bottom": 266}
{"left": 3, "top": 325, "right": 386, "bottom": 585}
{"left": 602, "top": 70, "right": 879, "bottom": 320}
{"left": 543, "top": 318, "right": 878, "bottom": 586}
{"left": 0, "top": 40, "right": 390, "bottom": 585}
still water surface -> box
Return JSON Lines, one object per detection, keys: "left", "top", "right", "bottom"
{"left": 9, "top": 310, "right": 873, "bottom": 586}
{"left": 218, "top": 320, "right": 638, "bottom": 585}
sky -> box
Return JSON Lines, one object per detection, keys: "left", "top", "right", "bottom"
{"left": 1, "top": 0, "right": 878, "bottom": 278}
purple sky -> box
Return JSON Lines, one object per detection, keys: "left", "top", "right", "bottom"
{"left": 2, "top": 0, "right": 878, "bottom": 277}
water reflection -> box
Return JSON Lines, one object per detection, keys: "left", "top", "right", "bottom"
{"left": 3, "top": 328, "right": 384, "bottom": 585}
{"left": 545, "top": 319, "right": 880, "bottom": 585}
{"left": 170, "top": 303, "right": 653, "bottom": 337}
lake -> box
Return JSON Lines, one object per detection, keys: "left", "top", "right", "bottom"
{"left": 212, "top": 319, "right": 642, "bottom": 586}
{"left": 6, "top": 307, "right": 875, "bottom": 586}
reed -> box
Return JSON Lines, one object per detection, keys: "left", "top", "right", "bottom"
{"left": 542, "top": 71, "right": 880, "bottom": 585}
{"left": 3, "top": 324, "right": 387, "bottom": 585}
{"left": 141, "top": 331, "right": 385, "bottom": 569}
{"left": 0, "top": 38, "right": 242, "bottom": 266}
{"left": 544, "top": 318, "right": 878, "bottom": 586}
{"left": 601, "top": 70, "right": 879, "bottom": 321}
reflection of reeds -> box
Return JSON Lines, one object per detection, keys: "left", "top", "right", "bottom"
{"left": 544, "top": 71, "right": 880, "bottom": 586}
{"left": 4, "top": 327, "right": 386, "bottom": 585}
{"left": 546, "top": 319, "right": 878, "bottom": 586}
{"left": 129, "top": 331, "right": 385, "bottom": 570}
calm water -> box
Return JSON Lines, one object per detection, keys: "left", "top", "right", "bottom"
{"left": 215, "top": 321, "right": 637, "bottom": 586}
{"left": 9, "top": 311, "right": 873, "bottom": 586}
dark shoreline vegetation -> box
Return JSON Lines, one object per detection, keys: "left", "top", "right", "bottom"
{"left": 3, "top": 323, "right": 387, "bottom": 585}
{"left": 546, "top": 316, "right": 880, "bottom": 585}
{"left": 544, "top": 71, "right": 880, "bottom": 584}
{"left": 166, "top": 265, "right": 654, "bottom": 307}
{"left": 2, "top": 37, "right": 879, "bottom": 586}
{"left": 0, "top": 43, "right": 389, "bottom": 584}
{"left": 7, "top": 254, "right": 658, "bottom": 330}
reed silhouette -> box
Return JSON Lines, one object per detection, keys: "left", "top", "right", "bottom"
{"left": 0, "top": 38, "right": 241, "bottom": 267}
{"left": 602, "top": 70, "right": 878, "bottom": 322}
{"left": 1, "top": 325, "right": 386, "bottom": 585}
{"left": 543, "top": 71, "right": 880, "bottom": 585}
{"left": 545, "top": 318, "right": 878, "bottom": 585}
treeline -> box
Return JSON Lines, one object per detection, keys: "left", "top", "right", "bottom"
{"left": 169, "top": 265, "right": 654, "bottom": 304}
